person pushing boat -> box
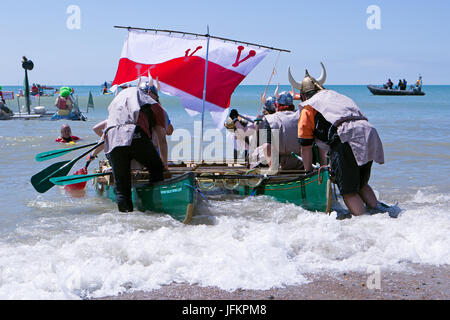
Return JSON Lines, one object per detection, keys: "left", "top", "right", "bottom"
{"left": 99, "top": 85, "right": 165, "bottom": 212}
{"left": 290, "top": 64, "right": 398, "bottom": 219}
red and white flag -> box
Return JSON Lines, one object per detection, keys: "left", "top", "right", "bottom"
{"left": 111, "top": 31, "right": 269, "bottom": 127}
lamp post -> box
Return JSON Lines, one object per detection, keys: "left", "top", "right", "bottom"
{"left": 22, "top": 56, "right": 34, "bottom": 114}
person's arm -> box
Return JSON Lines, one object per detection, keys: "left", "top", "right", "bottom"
{"left": 93, "top": 120, "right": 107, "bottom": 137}
{"left": 154, "top": 125, "right": 168, "bottom": 170}
{"left": 66, "top": 98, "right": 73, "bottom": 111}
{"left": 85, "top": 120, "right": 108, "bottom": 167}
{"left": 166, "top": 123, "right": 174, "bottom": 136}
{"left": 297, "top": 107, "right": 316, "bottom": 171}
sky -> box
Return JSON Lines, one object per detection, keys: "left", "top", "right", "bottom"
{"left": 1, "top": 0, "right": 449, "bottom": 85}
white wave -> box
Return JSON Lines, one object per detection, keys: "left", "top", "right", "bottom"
{"left": 0, "top": 194, "right": 448, "bottom": 299}
{"left": 410, "top": 189, "right": 450, "bottom": 204}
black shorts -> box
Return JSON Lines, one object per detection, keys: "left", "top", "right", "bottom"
{"left": 329, "top": 140, "right": 372, "bottom": 195}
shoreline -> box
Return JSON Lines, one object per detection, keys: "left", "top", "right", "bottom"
{"left": 97, "top": 264, "right": 449, "bottom": 300}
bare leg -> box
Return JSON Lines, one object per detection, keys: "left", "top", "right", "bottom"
{"left": 343, "top": 193, "right": 366, "bottom": 216}
{"left": 319, "top": 147, "right": 328, "bottom": 166}
{"left": 300, "top": 145, "right": 313, "bottom": 171}
{"left": 359, "top": 184, "right": 378, "bottom": 209}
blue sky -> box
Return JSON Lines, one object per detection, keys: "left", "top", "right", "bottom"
{"left": 1, "top": 0, "right": 449, "bottom": 85}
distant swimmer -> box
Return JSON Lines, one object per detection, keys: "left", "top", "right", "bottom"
{"left": 55, "top": 124, "right": 80, "bottom": 143}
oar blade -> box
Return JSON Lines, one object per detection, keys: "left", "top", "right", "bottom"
{"left": 35, "top": 142, "right": 98, "bottom": 162}
{"left": 31, "top": 161, "right": 73, "bottom": 193}
{"left": 35, "top": 148, "right": 72, "bottom": 162}
{"left": 50, "top": 173, "right": 109, "bottom": 186}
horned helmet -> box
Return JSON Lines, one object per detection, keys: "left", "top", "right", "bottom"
{"left": 288, "top": 62, "right": 327, "bottom": 97}
{"left": 139, "top": 77, "right": 160, "bottom": 96}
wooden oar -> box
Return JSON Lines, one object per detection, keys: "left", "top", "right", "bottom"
{"left": 50, "top": 172, "right": 111, "bottom": 186}
{"left": 31, "top": 141, "right": 104, "bottom": 193}
{"left": 35, "top": 142, "right": 98, "bottom": 162}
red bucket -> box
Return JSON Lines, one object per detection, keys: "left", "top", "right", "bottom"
{"left": 64, "top": 168, "right": 88, "bottom": 197}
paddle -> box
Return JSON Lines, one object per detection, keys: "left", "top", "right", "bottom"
{"left": 31, "top": 141, "right": 104, "bottom": 193}
{"left": 50, "top": 172, "right": 111, "bottom": 186}
{"left": 35, "top": 142, "right": 98, "bottom": 162}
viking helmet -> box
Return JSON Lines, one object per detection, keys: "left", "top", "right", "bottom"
{"left": 263, "top": 96, "right": 276, "bottom": 113}
{"left": 224, "top": 117, "right": 236, "bottom": 130}
{"left": 139, "top": 82, "right": 158, "bottom": 96}
{"left": 276, "top": 91, "right": 293, "bottom": 106}
{"left": 288, "top": 62, "right": 327, "bottom": 95}
{"left": 139, "top": 77, "right": 161, "bottom": 96}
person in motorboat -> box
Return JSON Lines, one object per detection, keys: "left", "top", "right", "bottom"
{"left": 385, "top": 79, "right": 393, "bottom": 89}
{"left": 402, "top": 79, "right": 407, "bottom": 90}
{"left": 290, "top": 65, "right": 397, "bottom": 219}
{"left": 98, "top": 84, "right": 165, "bottom": 212}
{"left": 397, "top": 79, "right": 403, "bottom": 90}
{"left": 55, "top": 124, "right": 80, "bottom": 143}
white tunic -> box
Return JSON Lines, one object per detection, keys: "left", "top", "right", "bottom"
{"left": 104, "top": 87, "right": 157, "bottom": 154}
{"left": 300, "top": 90, "right": 384, "bottom": 166}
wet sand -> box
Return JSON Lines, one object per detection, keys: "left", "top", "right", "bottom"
{"left": 98, "top": 264, "right": 449, "bottom": 300}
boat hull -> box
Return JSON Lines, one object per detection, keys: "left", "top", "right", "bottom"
{"left": 367, "top": 85, "right": 425, "bottom": 96}
{"left": 95, "top": 172, "right": 196, "bottom": 224}
{"left": 50, "top": 111, "right": 87, "bottom": 121}
{"left": 237, "top": 169, "right": 331, "bottom": 212}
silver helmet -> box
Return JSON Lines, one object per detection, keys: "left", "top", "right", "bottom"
{"left": 288, "top": 62, "right": 327, "bottom": 95}
{"left": 276, "top": 91, "right": 293, "bottom": 106}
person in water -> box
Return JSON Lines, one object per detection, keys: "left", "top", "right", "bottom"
{"left": 55, "top": 124, "right": 80, "bottom": 143}
{"left": 101, "top": 84, "right": 165, "bottom": 212}
{"left": 291, "top": 66, "right": 397, "bottom": 219}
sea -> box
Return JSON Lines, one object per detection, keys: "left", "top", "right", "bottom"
{"left": 0, "top": 85, "right": 449, "bottom": 299}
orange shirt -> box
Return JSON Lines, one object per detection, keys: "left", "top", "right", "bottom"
{"left": 297, "top": 105, "right": 317, "bottom": 139}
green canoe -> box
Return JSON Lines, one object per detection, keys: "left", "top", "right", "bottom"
{"left": 95, "top": 172, "right": 196, "bottom": 224}
{"left": 195, "top": 168, "right": 332, "bottom": 213}
{"left": 236, "top": 169, "right": 331, "bottom": 212}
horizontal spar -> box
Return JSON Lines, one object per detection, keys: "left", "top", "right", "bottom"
{"left": 113, "top": 26, "right": 291, "bottom": 53}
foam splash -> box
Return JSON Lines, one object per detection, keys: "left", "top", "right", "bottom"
{"left": 0, "top": 192, "right": 449, "bottom": 299}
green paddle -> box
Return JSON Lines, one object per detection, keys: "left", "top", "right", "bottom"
{"left": 50, "top": 172, "right": 111, "bottom": 186}
{"left": 31, "top": 141, "right": 105, "bottom": 193}
{"left": 35, "top": 142, "right": 98, "bottom": 162}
